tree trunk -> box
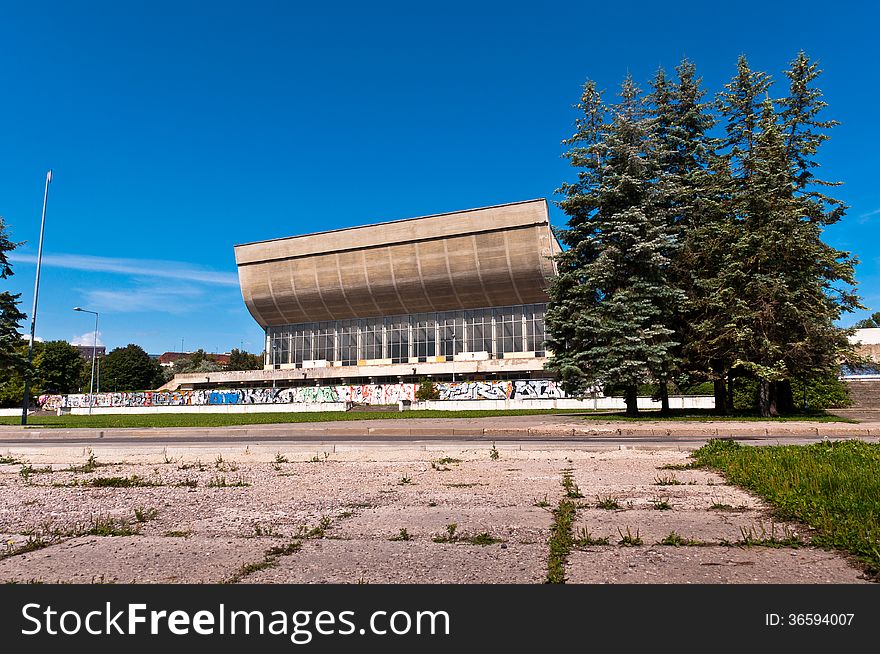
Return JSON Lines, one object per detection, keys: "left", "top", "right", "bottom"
{"left": 759, "top": 380, "right": 770, "bottom": 417}
{"left": 727, "top": 373, "right": 735, "bottom": 412}
{"left": 775, "top": 380, "right": 794, "bottom": 415}
{"left": 659, "top": 382, "right": 670, "bottom": 415}
{"left": 759, "top": 380, "right": 780, "bottom": 418}
{"left": 624, "top": 385, "right": 639, "bottom": 417}
{"left": 713, "top": 378, "right": 727, "bottom": 415}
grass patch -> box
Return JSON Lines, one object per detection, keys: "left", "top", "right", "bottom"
{"left": 654, "top": 474, "right": 682, "bottom": 486}
{"left": 85, "top": 515, "right": 138, "bottom": 537}
{"left": 464, "top": 532, "right": 503, "bottom": 546}
{"left": 89, "top": 476, "right": 160, "bottom": 488}
{"left": 443, "top": 482, "right": 484, "bottom": 488}
{"left": 389, "top": 528, "right": 412, "bottom": 542}
{"left": 163, "top": 530, "right": 192, "bottom": 538}
{"left": 579, "top": 408, "right": 854, "bottom": 423}
{"left": 657, "top": 531, "right": 708, "bottom": 547}
{"left": 617, "top": 527, "right": 643, "bottom": 546}
{"left": 652, "top": 498, "right": 673, "bottom": 511}
{"left": 432, "top": 523, "right": 459, "bottom": 543}
{"left": 595, "top": 495, "right": 620, "bottom": 510}
{"left": 0, "top": 408, "right": 603, "bottom": 429}
{"left": 224, "top": 541, "right": 303, "bottom": 584}
{"left": 658, "top": 462, "right": 698, "bottom": 471}
{"left": 397, "top": 475, "right": 413, "bottom": 486}
{"left": 489, "top": 443, "right": 500, "bottom": 460}
{"left": 546, "top": 498, "right": 577, "bottom": 583}
{"left": 573, "top": 526, "right": 610, "bottom": 547}
{"left": 134, "top": 507, "right": 159, "bottom": 523}
{"left": 67, "top": 450, "right": 111, "bottom": 473}
{"left": 533, "top": 495, "right": 551, "bottom": 508}
{"left": 206, "top": 475, "right": 250, "bottom": 488}
{"left": 693, "top": 439, "right": 880, "bottom": 576}
{"left": 561, "top": 469, "right": 583, "bottom": 499}
{"left": 1, "top": 536, "right": 54, "bottom": 560}
{"left": 0, "top": 454, "right": 21, "bottom": 465}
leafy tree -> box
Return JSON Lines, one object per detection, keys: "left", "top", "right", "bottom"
{"left": 35, "top": 341, "right": 84, "bottom": 394}
{"left": 225, "top": 348, "right": 262, "bottom": 371}
{"left": 100, "top": 344, "right": 164, "bottom": 391}
{"left": 415, "top": 379, "right": 439, "bottom": 401}
{"left": 854, "top": 312, "right": 880, "bottom": 329}
{"left": 546, "top": 76, "right": 682, "bottom": 416}
{"left": 172, "top": 349, "right": 223, "bottom": 375}
{"left": 0, "top": 216, "right": 28, "bottom": 376}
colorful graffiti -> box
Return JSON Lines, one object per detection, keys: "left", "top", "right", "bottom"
{"left": 38, "top": 379, "right": 564, "bottom": 410}
{"left": 435, "top": 380, "right": 565, "bottom": 401}
{"left": 39, "top": 384, "right": 417, "bottom": 409}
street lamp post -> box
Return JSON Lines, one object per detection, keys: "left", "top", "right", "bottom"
{"left": 73, "top": 307, "right": 99, "bottom": 415}
{"left": 21, "top": 170, "right": 53, "bottom": 426}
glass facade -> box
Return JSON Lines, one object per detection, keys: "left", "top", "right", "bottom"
{"left": 266, "top": 303, "right": 547, "bottom": 367}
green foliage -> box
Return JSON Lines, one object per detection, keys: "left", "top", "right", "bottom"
{"left": 733, "top": 373, "right": 851, "bottom": 411}
{"left": 415, "top": 379, "right": 439, "bottom": 401}
{"left": 172, "top": 349, "right": 224, "bottom": 375}
{"left": 101, "top": 343, "right": 165, "bottom": 391}
{"left": 546, "top": 75, "right": 684, "bottom": 416}
{"left": 0, "top": 217, "right": 28, "bottom": 379}
{"left": 548, "top": 53, "right": 859, "bottom": 418}
{"left": 225, "top": 348, "right": 262, "bottom": 371}
{"left": 854, "top": 311, "right": 880, "bottom": 329}
{"left": 693, "top": 439, "right": 880, "bottom": 576}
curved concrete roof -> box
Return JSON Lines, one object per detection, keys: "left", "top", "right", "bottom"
{"left": 234, "top": 199, "right": 559, "bottom": 327}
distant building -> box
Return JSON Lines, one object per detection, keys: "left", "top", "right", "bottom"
{"left": 850, "top": 328, "right": 880, "bottom": 364}
{"left": 73, "top": 344, "right": 106, "bottom": 362}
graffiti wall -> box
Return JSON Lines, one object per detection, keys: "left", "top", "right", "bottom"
{"left": 39, "top": 384, "right": 417, "bottom": 409}
{"left": 38, "top": 379, "right": 564, "bottom": 410}
{"left": 434, "top": 380, "right": 565, "bottom": 401}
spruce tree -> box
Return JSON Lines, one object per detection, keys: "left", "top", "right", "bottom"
{"left": 546, "top": 76, "right": 682, "bottom": 416}
{"left": 647, "top": 59, "right": 722, "bottom": 411}
{"left": 0, "top": 217, "right": 28, "bottom": 376}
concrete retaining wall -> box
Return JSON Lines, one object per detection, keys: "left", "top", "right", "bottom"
{"left": 67, "top": 403, "right": 348, "bottom": 416}
{"left": 414, "top": 395, "right": 715, "bottom": 411}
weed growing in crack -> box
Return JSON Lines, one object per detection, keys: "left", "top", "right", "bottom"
{"left": 573, "top": 526, "right": 610, "bottom": 547}
{"left": 489, "top": 443, "right": 500, "bottom": 460}
{"left": 617, "top": 527, "right": 643, "bottom": 546}
{"left": 432, "top": 523, "right": 459, "bottom": 543}
{"left": 654, "top": 474, "right": 682, "bottom": 486}
{"left": 224, "top": 541, "right": 303, "bottom": 584}
{"left": 397, "top": 475, "right": 413, "bottom": 486}
{"left": 595, "top": 495, "right": 620, "bottom": 510}
{"left": 533, "top": 495, "right": 551, "bottom": 508}
{"left": 464, "top": 533, "right": 503, "bottom": 546}
{"left": 389, "top": 528, "right": 412, "bottom": 541}
{"left": 652, "top": 497, "right": 673, "bottom": 511}
{"left": 546, "top": 498, "right": 576, "bottom": 583}
{"left": 561, "top": 470, "right": 583, "bottom": 499}
{"left": 207, "top": 475, "right": 250, "bottom": 488}
{"left": 134, "top": 507, "right": 159, "bottom": 523}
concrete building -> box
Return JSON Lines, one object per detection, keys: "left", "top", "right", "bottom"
{"left": 165, "top": 199, "right": 561, "bottom": 390}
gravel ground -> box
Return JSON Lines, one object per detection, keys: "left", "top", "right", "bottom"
{"left": 0, "top": 443, "right": 872, "bottom": 584}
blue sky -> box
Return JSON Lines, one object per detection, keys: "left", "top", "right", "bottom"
{"left": 1, "top": 0, "right": 878, "bottom": 355}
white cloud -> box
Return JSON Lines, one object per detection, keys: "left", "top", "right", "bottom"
{"left": 70, "top": 331, "right": 105, "bottom": 347}
{"left": 19, "top": 335, "right": 44, "bottom": 343}
{"left": 79, "top": 285, "right": 207, "bottom": 314}
{"left": 7, "top": 252, "right": 239, "bottom": 287}
{"left": 858, "top": 208, "right": 880, "bottom": 223}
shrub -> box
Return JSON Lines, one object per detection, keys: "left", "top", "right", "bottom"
{"left": 415, "top": 379, "right": 439, "bottom": 401}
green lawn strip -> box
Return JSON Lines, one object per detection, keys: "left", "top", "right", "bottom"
{"left": 0, "top": 407, "right": 851, "bottom": 428}
{"left": 0, "top": 408, "right": 597, "bottom": 428}
{"left": 692, "top": 439, "right": 880, "bottom": 577}
{"left": 591, "top": 409, "right": 853, "bottom": 423}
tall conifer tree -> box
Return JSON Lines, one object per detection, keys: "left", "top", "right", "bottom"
{"left": 547, "top": 76, "right": 681, "bottom": 416}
